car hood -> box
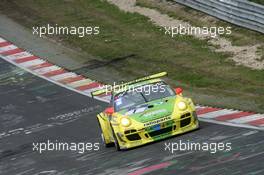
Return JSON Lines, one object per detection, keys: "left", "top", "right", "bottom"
{"left": 119, "top": 96, "right": 176, "bottom": 123}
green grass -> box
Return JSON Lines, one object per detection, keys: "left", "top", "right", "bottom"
{"left": 0, "top": 0, "right": 264, "bottom": 112}
{"left": 249, "top": 0, "right": 264, "bottom": 5}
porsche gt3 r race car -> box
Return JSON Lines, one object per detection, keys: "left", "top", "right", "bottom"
{"left": 92, "top": 72, "right": 199, "bottom": 151}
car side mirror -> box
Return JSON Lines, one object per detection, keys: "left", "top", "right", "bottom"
{"left": 105, "top": 107, "right": 114, "bottom": 115}
{"left": 174, "top": 87, "right": 183, "bottom": 95}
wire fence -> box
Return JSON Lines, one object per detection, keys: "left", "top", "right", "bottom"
{"left": 173, "top": 0, "right": 264, "bottom": 34}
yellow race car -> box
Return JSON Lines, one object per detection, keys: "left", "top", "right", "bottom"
{"left": 92, "top": 72, "right": 199, "bottom": 151}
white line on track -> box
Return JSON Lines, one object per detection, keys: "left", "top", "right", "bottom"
{"left": 50, "top": 72, "right": 77, "bottom": 81}
{"left": 198, "top": 118, "right": 264, "bottom": 131}
{"left": 198, "top": 109, "right": 238, "bottom": 119}
{"left": 0, "top": 45, "right": 18, "bottom": 53}
{"left": 0, "top": 38, "right": 6, "bottom": 43}
{"left": 19, "top": 59, "right": 46, "bottom": 68}
{"left": 68, "top": 79, "right": 93, "bottom": 88}
{"left": 5, "top": 51, "right": 33, "bottom": 61}
{"left": 229, "top": 114, "right": 264, "bottom": 124}
{"left": 33, "top": 65, "right": 61, "bottom": 74}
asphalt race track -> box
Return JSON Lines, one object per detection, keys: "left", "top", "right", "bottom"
{"left": 0, "top": 58, "right": 264, "bottom": 175}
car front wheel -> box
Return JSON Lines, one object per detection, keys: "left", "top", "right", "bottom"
{"left": 113, "top": 132, "right": 121, "bottom": 151}
{"left": 97, "top": 118, "right": 114, "bottom": 147}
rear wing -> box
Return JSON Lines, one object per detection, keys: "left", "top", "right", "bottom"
{"left": 91, "top": 72, "right": 167, "bottom": 97}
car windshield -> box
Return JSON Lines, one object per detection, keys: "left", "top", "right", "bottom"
{"left": 113, "top": 82, "right": 175, "bottom": 111}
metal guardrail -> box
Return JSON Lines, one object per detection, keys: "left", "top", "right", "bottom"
{"left": 173, "top": 0, "right": 264, "bottom": 34}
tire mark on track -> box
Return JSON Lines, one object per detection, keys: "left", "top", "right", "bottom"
{"left": 0, "top": 105, "right": 102, "bottom": 139}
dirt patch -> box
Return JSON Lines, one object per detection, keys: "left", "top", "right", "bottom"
{"left": 210, "top": 38, "right": 263, "bottom": 69}
{"left": 107, "top": 0, "right": 264, "bottom": 70}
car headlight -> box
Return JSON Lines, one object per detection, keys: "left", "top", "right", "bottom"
{"left": 120, "top": 117, "right": 131, "bottom": 127}
{"left": 177, "top": 101, "right": 187, "bottom": 110}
